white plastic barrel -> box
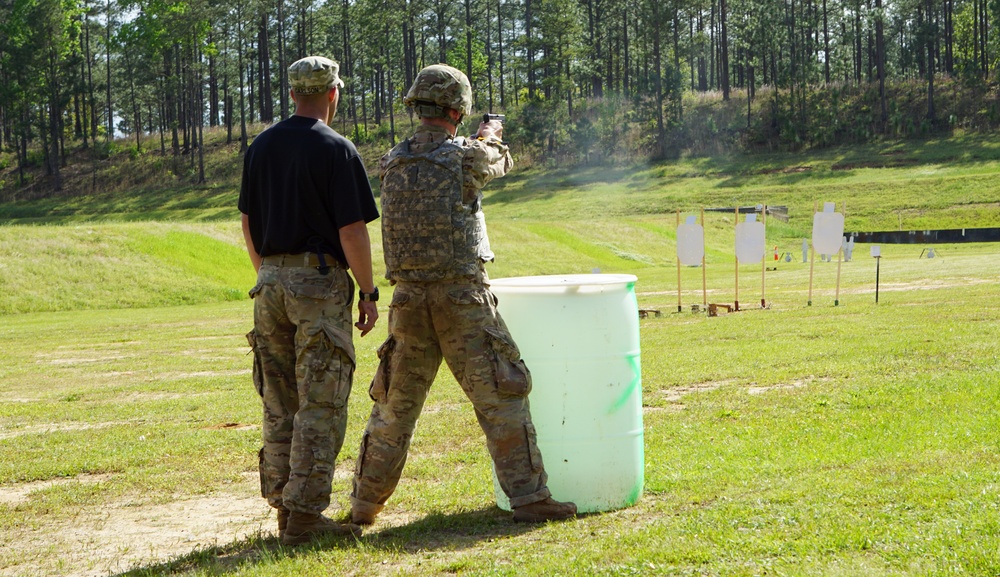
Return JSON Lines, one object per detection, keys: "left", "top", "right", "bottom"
{"left": 489, "top": 274, "right": 644, "bottom": 513}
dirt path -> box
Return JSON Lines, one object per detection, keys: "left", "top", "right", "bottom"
{"left": 2, "top": 475, "right": 274, "bottom": 577}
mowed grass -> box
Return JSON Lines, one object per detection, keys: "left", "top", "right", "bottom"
{"left": 0, "top": 222, "right": 256, "bottom": 314}
{"left": 1, "top": 139, "right": 999, "bottom": 576}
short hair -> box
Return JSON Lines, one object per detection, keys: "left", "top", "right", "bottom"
{"left": 294, "top": 88, "right": 334, "bottom": 107}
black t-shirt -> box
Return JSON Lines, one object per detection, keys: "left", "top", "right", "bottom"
{"left": 238, "top": 116, "right": 379, "bottom": 267}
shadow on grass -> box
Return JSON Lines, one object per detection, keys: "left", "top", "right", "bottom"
{"left": 111, "top": 507, "right": 543, "bottom": 576}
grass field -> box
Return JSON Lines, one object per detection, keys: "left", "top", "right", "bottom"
{"left": 0, "top": 139, "right": 999, "bottom": 576}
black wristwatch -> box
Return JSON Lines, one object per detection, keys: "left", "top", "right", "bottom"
{"left": 359, "top": 287, "right": 379, "bottom": 302}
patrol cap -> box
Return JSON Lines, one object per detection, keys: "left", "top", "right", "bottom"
{"left": 288, "top": 56, "right": 344, "bottom": 95}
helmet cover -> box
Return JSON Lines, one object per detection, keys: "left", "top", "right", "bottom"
{"left": 404, "top": 64, "right": 473, "bottom": 117}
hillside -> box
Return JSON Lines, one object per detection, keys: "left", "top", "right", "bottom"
{"left": 6, "top": 76, "right": 1000, "bottom": 209}
{"left": 0, "top": 132, "right": 998, "bottom": 316}
{"left": 2, "top": 126, "right": 999, "bottom": 230}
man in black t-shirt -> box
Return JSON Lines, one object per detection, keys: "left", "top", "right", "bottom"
{"left": 239, "top": 55, "right": 379, "bottom": 545}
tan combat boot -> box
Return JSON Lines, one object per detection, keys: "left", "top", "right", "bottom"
{"left": 276, "top": 507, "right": 289, "bottom": 540}
{"left": 281, "top": 511, "right": 362, "bottom": 545}
{"left": 512, "top": 497, "right": 578, "bottom": 523}
{"left": 350, "top": 499, "right": 382, "bottom": 526}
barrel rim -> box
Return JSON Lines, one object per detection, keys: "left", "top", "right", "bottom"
{"left": 490, "top": 274, "right": 638, "bottom": 288}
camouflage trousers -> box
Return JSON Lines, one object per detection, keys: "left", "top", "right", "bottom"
{"left": 351, "top": 279, "right": 551, "bottom": 516}
{"left": 247, "top": 260, "right": 356, "bottom": 515}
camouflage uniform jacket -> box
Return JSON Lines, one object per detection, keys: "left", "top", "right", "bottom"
{"left": 379, "top": 124, "right": 513, "bottom": 283}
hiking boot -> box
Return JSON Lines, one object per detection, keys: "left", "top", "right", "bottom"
{"left": 281, "top": 512, "right": 362, "bottom": 545}
{"left": 277, "top": 507, "right": 290, "bottom": 540}
{"left": 512, "top": 497, "right": 577, "bottom": 523}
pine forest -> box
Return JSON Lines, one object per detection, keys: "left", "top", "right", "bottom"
{"left": 3, "top": 0, "right": 1000, "bottom": 192}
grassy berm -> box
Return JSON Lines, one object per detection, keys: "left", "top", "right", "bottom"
{"left": 0, "top": 132, "right": 998, "bottom": 576}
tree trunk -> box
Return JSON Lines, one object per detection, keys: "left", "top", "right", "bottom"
{"left": 926, "top": 0, "right": 936, "bottom": 122}
{"left": 710, "top": 0, "right": 716, "bottom": 91}
{"left": 822, "top": 0, "right": 830, "bottom": 83}
{"left": 497, "top": 0, "right": 506, "bottom": 106}
{"left": 525, "top": 0, "right": 535, "bottom": 97}
{"left": 18, "top": 118, "right": 29, "bottom": 186}
{"left": 980, "top": 0, "right": 988, "bottom": 76}
{"left": 485, "top": 0, "right": 494, "bottom": 109}
{"left": 387, "top": 22, "right": 396, "bottom": 145}
{"left": 720, "top": 0, "right": 729, "bottom": 100}
{"left": 173, "top": 45, "right": 184, "bottom": 161}
{"left": 44, "top": 87, "right": 62, "bottom": 189}
{"left": 82, "top": 9, "right": 92, "bottom": 147}
{"left": 238, "top": 5, "right": 248, "bottom": 154}
{"left": 74, "top": 94, "right": 83, "bottom": 140}
{"left": 278, "top": 0, "right": 288, "bottom": 119}
{"left": 159, "top": 80, "right": 167, "bottom": 154}
{"left": 652, "top": 0, "right": 664, "bottom": 157}
{"left": 197, "top": 44, "right": 205, "bottom": 183}
{"left": 125, "top": 47, "right": 140, "bottom": 149}
{"left": 342, "top": 0, "right": 357, "bottom": 137}
{"left": 697, "top": 13, "right": 707, "bottom": 91}
{"left": 854, "top": 0, "right": 862, "bottom": 84}
{"left": 403, "top": 19, "right": 413, "bottom": 94}
{"left": 209, "top": 31, "right": 219, "bottom": 127}
{"left": 622, "top": 6, "right": 629, "bottom": 94}
{"left": 436, "top": 0, "right": 448, "bottom": 62}
{"left": 943, "top": 0, "right": 953, "bottom": 74}
{"left": 875, "top": 0, "right": 887, "bottom": 132}
{"left": 106, "top": 0, "right": 113, "bottom": 142}
{"left": 258, "top": 13, "right": 273, "bottom": 123}
{"left": 465, "top": 0, "right": 473, "bottom": 94}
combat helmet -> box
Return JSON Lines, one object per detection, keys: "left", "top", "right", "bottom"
{"left": 404, "top": 64, "right": 472, "bottom": 122}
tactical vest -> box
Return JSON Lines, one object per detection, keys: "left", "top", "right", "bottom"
{"left": 381, "top": 137, "right": 493, "bottom": 282}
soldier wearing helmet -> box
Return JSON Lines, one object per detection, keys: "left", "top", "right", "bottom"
{"left": 351, "top": 64, "right": 577, "bottom": 525}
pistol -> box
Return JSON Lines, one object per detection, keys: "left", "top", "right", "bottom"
{"left": 482, "top": 113, "right": 505, "bottom": 124}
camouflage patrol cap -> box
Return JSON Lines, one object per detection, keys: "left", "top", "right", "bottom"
{"left": 404, "top": 64, "right": 473, "bottom": 117}
{"left": 288, "top": 56, "right": 344, "bottom": 95}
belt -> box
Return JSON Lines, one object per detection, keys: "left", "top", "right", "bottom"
{"left": 261, "top": 253, "right": 342, "bottom": 268}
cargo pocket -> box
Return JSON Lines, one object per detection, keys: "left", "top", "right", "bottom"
{"left": 368, "top": 336, "right": 396, "bottom": 404}
{"left": 319, "top": 321, "right": 357, "bottom": 369}
{"left": 524, "top": 423, "right": 543, "bottom": 474}
{"left": 249, "top": 266, "right": 277, "bottom": 299}
{"left": 355, "top": 432, "right": 370, "bottom": 477}
{"left": 312, "top": 446, "right": 335, "bottom": 478}
{"left": 246, "top": 330, "right": 264, "bottom": 397}
{"left": 315, "top": 321, "right": 356, "bottom": 409}
{"left": 484, "top": 325, "right": 532, "bottom": 397}
{"left": 258, "top": 447, "right": 267, "bottom": 498}
{"left": 390, "top": 290, "right": 411, "bottom": 307}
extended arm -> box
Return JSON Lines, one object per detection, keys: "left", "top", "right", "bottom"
{"left": 463, "top": 123, "right": 513, "bottom": 203}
